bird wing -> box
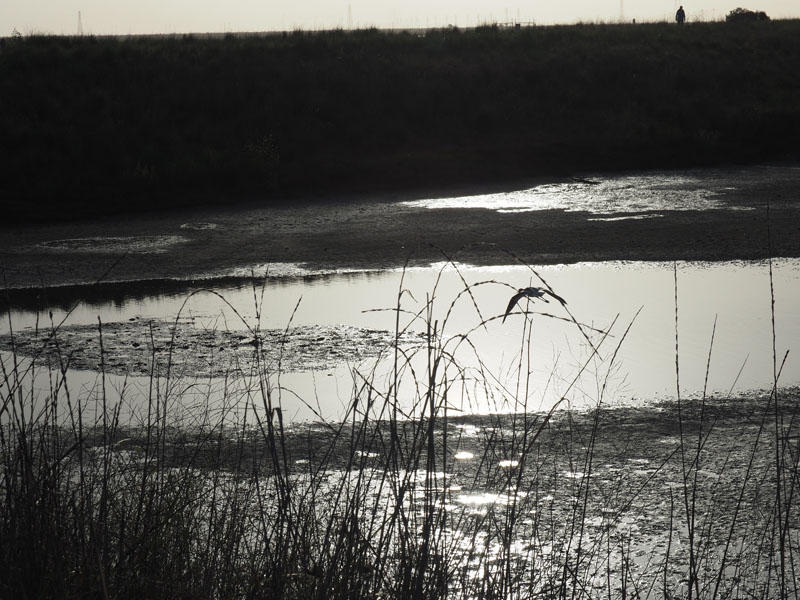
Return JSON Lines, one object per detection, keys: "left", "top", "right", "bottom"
{"left": 525, "top": 287, "right": 549, "bottom": 302}
{"left": 543, "top": 289, "right": 567, "bottom": 305}
{"left": 502, "top": 291, "right": 525, "bottom": 323}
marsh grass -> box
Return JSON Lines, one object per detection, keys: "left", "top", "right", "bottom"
{"left": 3, "top": 20, "right": 800, "bottom": 221}
{"left": 0, "top": 263, "right": 798, "bottom": 599}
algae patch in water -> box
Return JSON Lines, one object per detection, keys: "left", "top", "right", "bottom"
{"left": 0, "top": 318, "right": 425, "bottom": 377}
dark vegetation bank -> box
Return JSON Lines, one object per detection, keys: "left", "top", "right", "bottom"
{"left": 2, "top": 19, "right": 800, "bottom": 222}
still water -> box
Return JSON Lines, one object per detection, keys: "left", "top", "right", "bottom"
{"left": 2, "top": 258, "right": 798, "bottom": 423}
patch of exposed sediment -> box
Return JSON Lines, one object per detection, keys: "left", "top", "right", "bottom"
{"left": 33, "top": 235, "right": 188, "bottom": 254}
{"left": 0, "top": 318, "right": 425, "bottom": 377}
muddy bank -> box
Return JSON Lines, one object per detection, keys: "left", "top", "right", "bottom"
{"left": 2, "top": 165, "right": 800, "bottom": 292}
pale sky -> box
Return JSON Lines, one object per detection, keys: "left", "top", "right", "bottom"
{"left": 3, "top": 0, "right": 799, "bottom": 36}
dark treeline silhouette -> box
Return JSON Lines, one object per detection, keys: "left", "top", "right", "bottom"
{"left": 2, "top": 20, "right": 800, "bottom": 222}
{"left": 726, "top": 8, "right": 771, "bottom": 22}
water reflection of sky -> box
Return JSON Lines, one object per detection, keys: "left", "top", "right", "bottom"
{"left": 3, "top": 259, "right": 799, "bottom": 422}
{"left": 402, "top": 172, "right": 753, "bottom": 215}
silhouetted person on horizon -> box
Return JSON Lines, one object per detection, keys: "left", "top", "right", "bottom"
{"left": 676, "top": 6, "right": 686, "bottom": 23}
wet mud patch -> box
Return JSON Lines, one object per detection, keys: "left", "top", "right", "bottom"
{"left": 179, "top": 222, "right": 219, "bottom": 231}
{"left": 0, "top": 318, "right": 425, "bottom": 377}
{"left": 73, "top": 393, "right": 800, "bottom": 597}
{"left": 34, "top": 235, "right": 188, "bottom": 254}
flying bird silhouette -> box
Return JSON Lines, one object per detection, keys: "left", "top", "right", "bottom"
{"left": 502, "top": 287, "right": 567, "bottom": 323}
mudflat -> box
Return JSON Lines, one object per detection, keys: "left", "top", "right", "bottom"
{"left": 1, "top": 165, "right": 799, "bottom": 290}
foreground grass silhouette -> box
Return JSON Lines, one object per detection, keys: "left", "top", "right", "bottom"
{"left": 2, "top": 19, "right": 800, "bottom": 222}
{"left": 1, "top": 267, "right": 798, "bottom": 599}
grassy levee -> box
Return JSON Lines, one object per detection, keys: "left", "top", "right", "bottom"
{"left": 2, "top": 19, "right": 800, "bottom": 222}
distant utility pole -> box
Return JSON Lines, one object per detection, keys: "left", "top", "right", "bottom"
{"left": 77, "top": 11, "right": 83, "bottom": 36}
{"left": 619, "top": 0, "right": 624, "bottom": 21}
{"left": 347, "top": 4, "right": 353, "bottom": 29}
